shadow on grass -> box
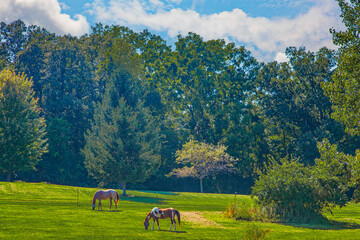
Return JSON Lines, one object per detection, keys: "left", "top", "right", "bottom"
{"left": 284, "top": 219, "right": 360, "bottom": 230}
{"left": 120, "top": 195, "right": 166, "bottom": 204}
{"left": 136, "top": 190, "right": 178, "bottom": 196}
{"left": 94, "top": 209, "right": 123, "bottom": 213}
{"left": 0, "top": 198, "right": 81, "bottom": 207}
{"left": 158, "top": 230, "right": 187, "bottom": 233}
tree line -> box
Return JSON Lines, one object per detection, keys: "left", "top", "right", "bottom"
{"left": 0, "top": 0, "right": 359, "bottom": 198}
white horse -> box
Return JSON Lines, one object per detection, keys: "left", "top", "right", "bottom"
{"left": 91, "top": 189, "right": 119, "bottom": 210}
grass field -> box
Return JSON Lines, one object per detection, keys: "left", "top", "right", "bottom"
{"left": 1, "top": 181, "right": 360, "bottom": 239}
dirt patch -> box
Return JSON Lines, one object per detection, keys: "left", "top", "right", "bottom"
{"left": 181, "top": 211, "right": 223, "bottom": 228}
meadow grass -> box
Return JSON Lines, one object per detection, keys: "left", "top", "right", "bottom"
{"left": 1, "top": 181, "right": 360, "bottom": 239}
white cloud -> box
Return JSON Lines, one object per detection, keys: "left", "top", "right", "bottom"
{"left": 88, "top": 0, "right": 344, "bottom": 62}
{"left": 275, "top": 52, "right": 289, "bottom": 63}
{"left": 261, "top": 0, "right": 314, "bottom": 8}
{"left": 0, "top": 0, "right": 90, "bottom": 36}
{"left": 59, "top": 2, "right": 70, "bottom": 10}
{"left": 0, "top": 0, "right": 343, "bottom": 61}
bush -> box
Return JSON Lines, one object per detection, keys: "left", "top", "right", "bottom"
{"left": 251, "top": 156, "right": 340, "bottom": 223}
{"left": 225, "top": 202, "right": 270, "bottom": 222}
{"left": 225, "top": 202, "right": 252, "bottom": 221}
{"left": 243, "top": 223, "right": 270, "bottom": 240}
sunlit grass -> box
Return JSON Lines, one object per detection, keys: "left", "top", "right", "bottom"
{"left": 1, "top": 181, "right": 360, "bottom": 239}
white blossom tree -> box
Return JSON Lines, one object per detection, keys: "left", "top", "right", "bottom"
{"left": 169, "top": 140, "right": 236, "bottom": 193}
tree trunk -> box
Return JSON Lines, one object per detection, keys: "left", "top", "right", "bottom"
{"left": 200, "top": 177, "right": 203, "bottom": 193}
{"left": 121, "top": 182, "right": 127, "bottom": 197}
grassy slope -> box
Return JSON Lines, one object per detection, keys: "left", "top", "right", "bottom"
{"left": 1, "top": 182, "right": 360, "bottom": 239}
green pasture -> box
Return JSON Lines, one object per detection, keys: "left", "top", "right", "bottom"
{"left": 1, "top": 181, "right": 360, "bottom": 239}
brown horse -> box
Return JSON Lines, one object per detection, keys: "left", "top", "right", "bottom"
{"left": 143, "top": 207, "right": 181, "bottom": 231}
{"left": 91, "top": 189, "right": 119, "bottom": 210}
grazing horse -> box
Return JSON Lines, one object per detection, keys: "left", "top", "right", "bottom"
{"left": 143, "top": 207, "right": 181, "bottom": 231}
{"left": 91, "top": 189, "right": 119, "bottom": 210}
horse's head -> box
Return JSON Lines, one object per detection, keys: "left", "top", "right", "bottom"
{"left": 91, "top": 203, "right": 95, "bottom": 210}
{"left": 144, "top": 219, "right": 149, "bottom": 230}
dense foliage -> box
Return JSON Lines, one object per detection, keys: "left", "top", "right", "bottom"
{"left": 252, "top": 155, "right": 345, "bottom": 222}
{"left": 251, "top": 0, "right": 360, "bottom": 222}
{"left": 1, "top": 0, "right": 360, "bottom": 200}
{"left": 324, "top": 0, "right": 360, "bottom": 136}
{"left": 0, "top": 69, "right": 47, "bottom": 181}
{"left": 252, "top": 139, "right": 360, "bottom": 222}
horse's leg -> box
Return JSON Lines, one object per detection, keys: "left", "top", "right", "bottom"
{"left": 99, "top": 199, "right": 102, "bottom": 210}
{"left": 169, "top": 218, "right": 173, "bottom": 231}
{"left": 156, "top": 218, "right": 160, "bottom": 230}
{"left": 152, "top": 218, "right": 155, "bottom": 230}
{"left": 109, "top": 197, "right": 112, "bottom": 210}
{"left": 173, "top": 218, "right": 177, "bottom": 231}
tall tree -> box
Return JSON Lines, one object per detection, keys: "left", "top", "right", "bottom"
{"left": 146, "top": 33, "right": 263, "bottom": 182}
{"left": 23, "top": 34, "right": 95, "bottom": 185}
{"left": 83, "top": 81, "right": 160, "bottom": 196}
{"left": 0, "top": 69, "right": 47, "bottom": 181}
{"left": 149, "top": 33, "right": 258, "bottom": 144}
{"left": 0, "top": 20, "right": 28, "bottom": 69}
{"left": 83, "top": 32, "right": 160, "bottom": 196}
{"left": 169, "top": 139, "right": 235, "bottom": 193}
{"left": 324, "top": 0, "right": 360, "bottom": 136}
{"left": 257, "top": 47, "right": 340, "bottom": 165}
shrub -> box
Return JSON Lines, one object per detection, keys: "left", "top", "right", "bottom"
{"left": 243, "top": 223, "right": 270, "bottom": 240}
{"left": 225, "top": 202, "right": 252, "bottom": 221}
{"left": 251, "top": 156, "right": 338, "bottom": 222}
{"left": 225, "top": 202, "right": 270, "bottom": 222}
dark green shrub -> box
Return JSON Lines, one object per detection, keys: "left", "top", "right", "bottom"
{"left": 251, "top": 156, "right": 345, "bottom": 222}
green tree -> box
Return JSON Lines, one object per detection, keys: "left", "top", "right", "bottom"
{"left": 148, "top": 33, "right": 258, "bottom": 143}
{"left": 0, "top": 69, "right": 47, "bottom": 181}
{"left": 169, "top": 139, "right": 236, "bottom": 193}
{"left": 252, "top": 138, "right": 360, "bottom": 223}
{"left": 15, "top": 26, "right": 54, "bottom": 101}
{"left": 33, "top": 34, "right": 96, "bottom": 185}
{"left": 0, "top": 20, "right": 28, "bottom": 68}
{"left": 324, "top": 0, "right": 360, "bottom": 136}
{"left": 252, "top": 156, "right": 324, "bottom": 222}
{"left": 83, "top": 32, "right": 160, "bottom": 196}
{"left": 316, "top": 139, "right": 360, "bottom": 204}
{"left": 83, "top": 81, "right": 160, "bottom": 196}
{"left": 257, "top": 47, "right": 339, "bottom": 165}
{"left": 35, "top": 118, "right": 75, "bottom": 184}
{"left": 146, "top": 33, "right": 263, "bottom": 183}
{"left": 251, "top": 154, "right": 349, "bottom": 222}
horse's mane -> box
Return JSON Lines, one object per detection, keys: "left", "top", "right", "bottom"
{"left": 92, "top": 190, "right": 100, "bottom": 204}
{"left": 145, "top": 208, "right": 155, "bottom": 220}
{"left": 146, "top": 210, "right": 152, "bottom": 217}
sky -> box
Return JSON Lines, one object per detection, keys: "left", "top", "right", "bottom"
{"left": 0, "top": 0, "right": 345, "bottom": 62}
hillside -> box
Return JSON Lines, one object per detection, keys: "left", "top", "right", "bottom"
{"left": 1, "top": 181, "right": 360, "bottom": 239}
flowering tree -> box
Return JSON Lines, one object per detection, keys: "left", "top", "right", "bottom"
{"left": 169, "top": 140, "right": 236, "bottom": 193}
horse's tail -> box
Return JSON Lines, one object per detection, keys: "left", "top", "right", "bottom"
{"left": 175, "top": 210, "right": 181, "bottom": 228}
{"left": 116, "top": 191, "right": 119, "bottom": 203}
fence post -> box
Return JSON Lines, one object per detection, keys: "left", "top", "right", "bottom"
{"left": 77, "top": 187, "right": 79, "bottom": 207}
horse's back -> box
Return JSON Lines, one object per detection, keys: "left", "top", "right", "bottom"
{"left": 95, "top": 189, "right": 117, "bottom": 200}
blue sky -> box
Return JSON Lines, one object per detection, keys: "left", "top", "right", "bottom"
{"left": 0, "top": 0, "right": 344, "bottom": 62}
{"left": 60, "top": 0, "right": 315, "bottom": 21}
